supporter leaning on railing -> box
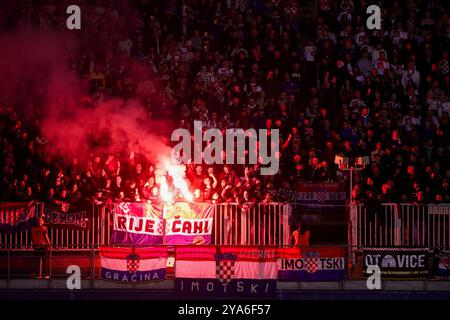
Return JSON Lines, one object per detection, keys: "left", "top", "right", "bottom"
{"left": 291, "top": 222, "right": 311, "bottom": 247}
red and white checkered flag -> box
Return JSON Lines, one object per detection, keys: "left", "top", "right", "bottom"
{"left": 316, "top": 192, "right": 328, "bottom": 203}
{"left": 216, "top": 260, "right": 236, "bottom": 283}
{"left": 126, "top": 254, "right": 140, "bottom": 273}
{"left": 304, "top": 257, "right": 319, "bottom": 273}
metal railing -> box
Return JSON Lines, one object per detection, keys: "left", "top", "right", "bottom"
{"left": 47, "top": 205, "right": 111, "bottom": 250}
{"left": 214, "top": 203, "right": 291, "bottom": 245}
{"left": 1, "top": 202, "right": 292, "bottom": 250}
{"left": 3, "top": 202, "right": 450, "bottom": 251}
{"left": 350, "top": 203, "right": 450, "bottom": 249}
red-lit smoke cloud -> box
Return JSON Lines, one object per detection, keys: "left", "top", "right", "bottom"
{"left": 0, "top": 28, "right": 173, "bottom": 167}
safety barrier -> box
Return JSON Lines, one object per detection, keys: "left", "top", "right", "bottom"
{"left": 349, "top": 203, "right": 450, "bottom": 249}
{"left": 0, "top": 202, "right": 292, "bottom": 250}
{"left": 46, "top": 204, "right": 110, "bottom": 250}
{"left": 3, "top": 202, "right": 450, "bottom": 251}
{"left": 213, "top": 203, "right": 291, "bottom": 245}
{"left": 3, "top": 203, "right": 450, "bottom": 285}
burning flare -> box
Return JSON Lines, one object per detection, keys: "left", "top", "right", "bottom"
{"left": 157, "top": 158, "right": 193, "bottom": 203}
{"left": 159, "top": 176, "right": 173, "bottom": 203}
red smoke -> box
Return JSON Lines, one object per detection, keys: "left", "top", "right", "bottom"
{"left": 0, "top": 28, "right": 174, "bottom": 167}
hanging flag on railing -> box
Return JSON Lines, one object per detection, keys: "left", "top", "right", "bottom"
{"left": 363, "top": 247, "right": 429, "bottom": 279}
{"left": 277, "top": 247, "right": 346, "bottom": 281}
{"left": 437, "top": 250, "right": 450, "bottom": 277}
{"left": 100, "top": 246, "right": 167, "bottom": 283}
{"left": 164, "top": 202, "right": 214, "bottom": 245}
{"left": 43, "top": 202, "right": 89, "bottom": 230}
{"left": 112, "top": 202, "right": 164, "bottom": 245}
{"left": 111, "top": 202, "right": 214, "bottom": 245}
{"left": 0, "top": 202, "right": 36, "bottom": 233}
{"left": 175, "top": 246, "right": 277, "bottom": 296}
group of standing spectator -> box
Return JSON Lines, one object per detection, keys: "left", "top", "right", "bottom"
{"left": 0, "top": 0, "right": 449, "bottom": 208}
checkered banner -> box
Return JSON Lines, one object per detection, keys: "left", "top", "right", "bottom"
{"left": 278, "top": 247, "right": 346, "bottom": 281}
{"left": 100, "top": 246, "right": 167, "bottom": 283}
{"left": 296, "top": 182, "right": 346, "bottom": 207}
{"left": 175, "top": 246, "right": 277, "bottom": 296}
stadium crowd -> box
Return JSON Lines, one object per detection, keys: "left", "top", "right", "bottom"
{"left": 0, "top": 0, "right": 449, "bottom": 207}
